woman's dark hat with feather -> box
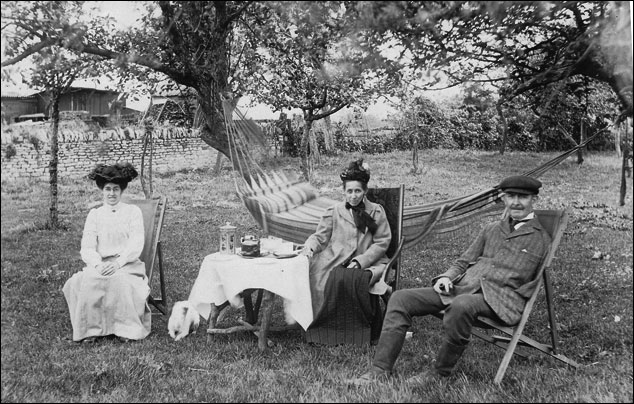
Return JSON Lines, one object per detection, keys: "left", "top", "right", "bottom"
{"left": 340, "top": 158, "right": 371, "bottom": 184}
{"left": 88, "top": 162, "right": 138, "bottom": 185}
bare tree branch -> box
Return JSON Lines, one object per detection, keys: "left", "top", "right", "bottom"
{"left": 1, "top": 38, "right": 57, "bottom": 67}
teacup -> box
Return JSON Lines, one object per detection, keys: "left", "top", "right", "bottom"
{"left": 275, "top": 241, "right": 294, "bottom": 254}
{"left": 261, "top": 237, "right": 282, "bottom": 253}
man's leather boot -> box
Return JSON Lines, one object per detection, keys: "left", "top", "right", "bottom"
{"left": 346, "top": 331, "right": 406, "bottom": 386}
{"left": 434, "top": 340, "right": 467, "bottom": 376}
{"left": 372, "top": 331, "right": 407, "bottom": 373}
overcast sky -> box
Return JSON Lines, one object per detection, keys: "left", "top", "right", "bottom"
{"left": 88, "top": 1, "right": 149, "bottom": 28}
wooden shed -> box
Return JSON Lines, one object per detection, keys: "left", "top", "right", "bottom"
{"left": 1, "top": 91, "right": 41, "bottom": 124}
{"left": 38, "top": 86, "right": 121, "bottom": 117}
{"left": 2, "top": 85, "right": 141, "bottom": 124}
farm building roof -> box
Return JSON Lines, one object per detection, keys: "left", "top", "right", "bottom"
{"left": 1, "top": 89, "right": 39, "bottom": 99}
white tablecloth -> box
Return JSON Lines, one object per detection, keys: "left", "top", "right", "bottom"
{"left": 188, "top": 252, "right": 313, "bottom": 330}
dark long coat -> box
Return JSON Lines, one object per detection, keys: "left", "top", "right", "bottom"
{"left": 304, "top": 198, "right": 391, "bottom": 314}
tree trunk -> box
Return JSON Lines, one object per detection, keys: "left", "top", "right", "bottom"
{"left": 308, "top": 123, "right": 321, "bottom": 166}
{"left": 213, "top": 152, "right": 224, "bottom": 175}
{"left": 496, "top": 103, "right": 508, "bottom": 155}
{"left": 619, "top": 143, "right": 629, "bottom": 206}
{"left": 140, "top": 120, "right": 153, "bottom": 199}
{"left": 411, "top": 134, "right": 419, "bottom": 174}
{"left": 577, "top": 120, "right": 585, "bottom": 165}
{"left": 300, "top": 118, "right": 313, "bottom": 181}
{"left": 197, "top": 85, "right": 231, "bottom": 159}
{"left": 188, "top": 24, "right": 234, "bottom": 161}
{"left": 614, "top": 123, "right": 621, "bottom": 156}
{"left": 47, "top": 93, "right": 60, "bottom": 229}
{"left": 626, "top": 121, "right": 632, "bottom": 179}
{"left": 322, "top": 112, "right": 334, "bottom": 153}
{"left": 620, "top": 122, "right": 632, "bottom": 205}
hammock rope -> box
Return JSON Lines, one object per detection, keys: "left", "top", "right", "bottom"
{"left": 221, "top": 99, "right": 608, "bottom": 248}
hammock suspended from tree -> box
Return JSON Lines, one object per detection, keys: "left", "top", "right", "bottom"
{"left": 222, "top": 100, "right": 602, "bottom": 248}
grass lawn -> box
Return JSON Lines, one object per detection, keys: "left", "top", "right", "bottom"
{"left": 1, "top": 149, "right": 632, "bottom": 402}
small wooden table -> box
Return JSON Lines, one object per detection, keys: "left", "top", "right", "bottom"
{"left": 188, "top": 252, "right": 313, "bottom": 350}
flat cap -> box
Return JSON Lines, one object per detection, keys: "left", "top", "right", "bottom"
{"left": 499, "top": 175, "right": 542, "bottom": 195}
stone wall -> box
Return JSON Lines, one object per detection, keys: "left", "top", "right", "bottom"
{"left": 1, "top": 135, "right": 218, "bottom": 182}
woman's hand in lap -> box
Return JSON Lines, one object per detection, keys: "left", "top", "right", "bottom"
{"left": 347, "top": 260, "right": 361, "bottom": 269}
{"left": 97, "top": 261, "right": 120, "bottom": 276}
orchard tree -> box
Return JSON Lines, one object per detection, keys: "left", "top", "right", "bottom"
{"left": 394, "top": 96, "right": 449, "bottom": 173}
{"left": 243, "top": 1, "right": 392, "bottom": 180}
{"left": 2, "top": 1, "right": 100, "bottom": 229}
{"left": 351, "top": 1, "right": 632, "bottom": 147}
{"left": 2, "top": 1, "right": 272, "bottom": 161}
{"left": 31, "top": 48, "right": 95, "bottom": 229}
{"left": 524, "top": 77, "right": 622, "bottom": 151}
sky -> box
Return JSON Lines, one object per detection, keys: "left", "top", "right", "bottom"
{"left": 88, "top": 1, "right": 149, "bottom": 29}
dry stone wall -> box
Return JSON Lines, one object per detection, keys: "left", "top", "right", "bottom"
{"left": 1, "top": 126, "right": 217, "bottom": 182}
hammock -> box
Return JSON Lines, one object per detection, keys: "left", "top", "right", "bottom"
{"left": 222, "top": 100, "right": 602, "bottom": 248}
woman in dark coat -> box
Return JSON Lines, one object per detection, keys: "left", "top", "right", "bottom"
{"left": 300, "top": 158, "right": 391, "bottom": 345}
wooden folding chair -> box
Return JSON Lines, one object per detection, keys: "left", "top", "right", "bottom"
{"left": 366, "top": 184, "right": 406, "bottom": 299}
{"left": 434, "top": 209, "right": 580, "bottom": 383}
{"left": 125, "top": 196, "right": 168, "bottom": 315}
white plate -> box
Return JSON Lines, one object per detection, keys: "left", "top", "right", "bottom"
{"left": 273, "top": 252, "right": 300, "bottom": 259}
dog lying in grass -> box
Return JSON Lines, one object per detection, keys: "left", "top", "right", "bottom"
{"left": 167, "top": 301, "right": 200, "bottom": 341}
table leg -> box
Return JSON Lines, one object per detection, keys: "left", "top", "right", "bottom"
{"left": 243, "top": 289, "right": 264, "bottom": 325}
{"left": 207, "top": 301, "right": 229, "bottom": 331}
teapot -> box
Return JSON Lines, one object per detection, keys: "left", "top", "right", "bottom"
{"left": 240, "top": 234, "right": 261, "bottom": 257}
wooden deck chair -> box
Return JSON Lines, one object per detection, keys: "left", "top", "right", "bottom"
{"left": 434, "top": 209, "right": 579, "bottom": 384}
{"left": 366, "top": 185, "right": 406, "bottom": 300}
{"left": 125, "top": 196, "right": 168, "bottom": 315}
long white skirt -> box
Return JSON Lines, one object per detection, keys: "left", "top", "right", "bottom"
{"left": 62, "top": 260, "right": 151, "bottom": 341}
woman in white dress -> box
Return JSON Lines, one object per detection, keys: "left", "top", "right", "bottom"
{"left": 62, "top": 162, "right": 151, "bottom": 343}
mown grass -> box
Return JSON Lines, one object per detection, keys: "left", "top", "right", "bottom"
{"left": 1, "top": 149, "right": 632, "bottom": 403}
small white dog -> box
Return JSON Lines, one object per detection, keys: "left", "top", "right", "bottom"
{"left": 167, "top": 300, "right": 200, "bottom": 341}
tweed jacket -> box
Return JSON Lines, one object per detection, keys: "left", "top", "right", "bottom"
{"left": 432, "top": 216, "right": 552, "bottom": 325}
{"left": 304, "top": 198, "right": 391, "bottom": 314}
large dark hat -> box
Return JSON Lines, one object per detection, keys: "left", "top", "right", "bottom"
{"left": 340, "top": 158, "right": 370, "bottom": 184}
{"left": 499, "top": 175, "right": 542, "bottom": 195}
{"left": 88, "top": 162, "right": 138, "bottom": 184}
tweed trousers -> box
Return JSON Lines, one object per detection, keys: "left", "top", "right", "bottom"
{"left": 381, "top": 287, "right": 496, "bottom": 346}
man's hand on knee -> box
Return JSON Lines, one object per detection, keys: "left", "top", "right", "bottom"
{"left": 434, "top": 277, "right": 454, "bottom": 295}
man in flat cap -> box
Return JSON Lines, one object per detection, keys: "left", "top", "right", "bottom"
{"left": 348, "top": 175, "right": 552, "bottom": 385}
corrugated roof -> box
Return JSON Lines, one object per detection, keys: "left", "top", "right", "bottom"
{"left": 1, "top": 89, "right": 39, "bottom": 98}
{"left": 70, "top": 78, "right": 118, "bottom": 92}
{"left": 65, "top": 86, "right": 118, "bottom": 93}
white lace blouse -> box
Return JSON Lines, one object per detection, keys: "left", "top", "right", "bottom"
{"left": 80, "top": 202, "right": 145, "bottom": 269}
